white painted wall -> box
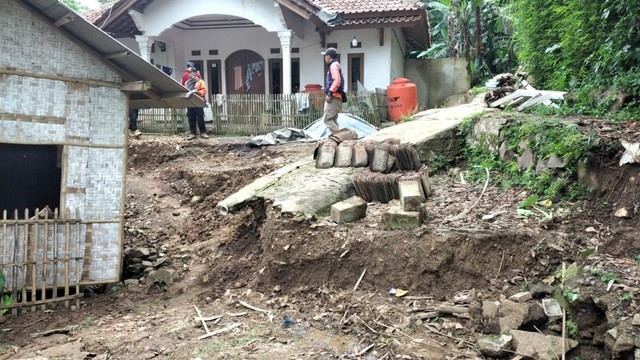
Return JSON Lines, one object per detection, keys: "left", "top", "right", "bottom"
{"left": 118, "top": 0, "right": 404, "bottom": 93}
{"left": 390, "top": 28, "right": 407, "bottom": 83}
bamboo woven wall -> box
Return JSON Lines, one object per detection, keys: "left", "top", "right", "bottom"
{"left": 1, "top": 209, "right": 83, "bottom": 313}
{"left": 137, "top": 91, "right": 387, "bottom": 136}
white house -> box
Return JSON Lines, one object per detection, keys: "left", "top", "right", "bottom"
{"left": 86, "top": 0, "right": 430, "bottom": 102}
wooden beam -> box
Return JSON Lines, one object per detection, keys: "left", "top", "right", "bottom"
{"left": 142, "top": 90, "right": 162, "bottom": 101}
{"left": 54, "top": 13, "right": 75, "bottom": 27}
{"left": 319, "top": 31, "right": 326, "bottom": 49}
{"left": 121, "top": 81, "right": 152, "bottom": 92}
{"left": 98, "top": 0, "right": 138, "bottom": 30}
{"left": 0, "top": 68, "right": 121, "bottom": 89}
{"left": 378, "top": 28, "right": 384, "bottom": 46}
{"left": 275, "top": 0, "right": 310, "bottom": 19}
{"left": 105, "top": 51, "right": 132, "bottom": 60}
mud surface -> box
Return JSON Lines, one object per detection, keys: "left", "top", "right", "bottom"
{"left": 2, "top": 122, "right": 640, "bottom": 360}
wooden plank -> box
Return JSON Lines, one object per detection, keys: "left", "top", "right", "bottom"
{"left": 120, "top": 81, "right": 152, "bottom": 92}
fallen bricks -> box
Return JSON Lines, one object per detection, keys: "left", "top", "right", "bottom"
{"left": 351, "top": 166, "right": 431, "bottom": 204}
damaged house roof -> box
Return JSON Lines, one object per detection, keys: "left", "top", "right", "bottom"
{"left": 86, "top": 0, "right": 430, "bottom": 52}
{"left": 21, "top": 0, "right": 204, "bottom": 109}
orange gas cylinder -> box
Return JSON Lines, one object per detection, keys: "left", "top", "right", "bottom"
{"left": 303, "top": 83, "right": 324, "bottom": 108}
{"left": 386, "top": 78, "right": 417, "bottom": 122}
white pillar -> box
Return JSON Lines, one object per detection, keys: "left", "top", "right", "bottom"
{"left": 277, "top": 30, "right": 293, "bottom": 94}
{"left": 135, "top": 35, "right": 152, "bottom": 62}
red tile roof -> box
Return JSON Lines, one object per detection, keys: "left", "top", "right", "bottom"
{"left": 310, "top": 0, "right": 423, "bottom": 14}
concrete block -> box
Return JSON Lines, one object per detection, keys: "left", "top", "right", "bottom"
{"left": 370, "top": 147, "right": 388, "bottom": 172}
{"left": 334, "top": 140, "right": 354, "bottom": 167}
{"left": 352, "top": 143, "right": 368, "bottom": 167}
{"left": 382, "top": 206, "right": 422, "bottom": 230}
{"left": 399, "top": 180, "right": 422, "bottom": 211}
{"left": 316, "top": 140, "right": 337, "bottom": 168}
{"left": 386, "top": 154, "right": 396, "bottom": 173}
{"left": 330, "top": 196, "right": 367, "bottom": 224}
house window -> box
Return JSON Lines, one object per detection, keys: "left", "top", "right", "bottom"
{"left": 0, "top": 144, "right": 62, "bottom": 217}
{"left": 209, "top": 49, "right": 219, "bottom": 56}
{"left": 268, "top": 58, "right": 300, "bottom": 94}
{"left": 191, "top": 50, "right": 201, "bottom": 56}
{"left": 348, "top": 53, "right": 364, "bottom": 92}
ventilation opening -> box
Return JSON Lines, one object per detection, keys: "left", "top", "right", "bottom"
{"left": 0, "top": 143, "right": 62, "bottom": 217}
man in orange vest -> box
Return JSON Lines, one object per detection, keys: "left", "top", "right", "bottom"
{"left": 185, "top": 68, "right": 208, "bottom": 140}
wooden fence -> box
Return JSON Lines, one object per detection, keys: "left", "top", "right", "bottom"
{"left": 1, "top": 208, "right": 83, "bottom": 314}
{"left": 138, "top": 91, "right": 387, "bottom": 136}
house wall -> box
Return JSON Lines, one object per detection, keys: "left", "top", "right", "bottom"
{"left": 405, "top": 58, "right": 471, "bottom": 109}
{"left": 119, "top": 0, "right": 399, "bottom": 93}
{"left": 0, "top": 0, "right": 127, "bottom": 285}
{"left": 390, "top": 28, "right": 406, "bottom": 83}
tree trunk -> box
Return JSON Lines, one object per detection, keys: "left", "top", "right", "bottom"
{"left": 474, "top": 5, "right": 482, "bottom": 62}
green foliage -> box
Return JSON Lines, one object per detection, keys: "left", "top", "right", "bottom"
{"left": 512, "top": 0, "right": 640, "bottom": 116}
{"left": 620, "top": 291, "right": 634, "bottom": 302}
{"left": 601, "top": 272, "right": 618, "bottom": 283}
{"left": 566, "top": 318, "right": 578, "bottom": 337}
{"left": 60, "top": 0, "right": 84, "bottom": 11}
{"left": 413, "top": 0, "right": 518, "bottom": 85}
{"left": 461, "top": 116, "right": 606, "bottom": 201}
{"left": 634, "top": 254, "right": 640, "bottom": 265}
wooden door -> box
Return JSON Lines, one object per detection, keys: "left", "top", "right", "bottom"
{"left": 225, "top": 50, "right": 265, "bottom": 94}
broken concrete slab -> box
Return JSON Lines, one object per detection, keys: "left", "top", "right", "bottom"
{"left": 334, "top": 140, "right": 354, "bottom": 167}
{"left": 365, "top": 98, "right": 486, "bottom": 163}
{"left": 331, "top": 196, "right": 367, "bottom": 224}
{"left": 218, "top": 159, "right": 358, "bottom": 218}
{"left": 510, "top": 330, "right": 577, "bottom": 360}
{"left": 218, "top": 101, "right": 486, "bottom": 218}
{"left": 477, "top": 334, "right": 513, "bottom": 358}
{"left": 498, "top": 299, "right": 529, "bottom": 332}
{"left": 352, "top": 143, "right": 368, "bottom": 167}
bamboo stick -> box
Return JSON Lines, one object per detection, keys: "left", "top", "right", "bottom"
{"left": 64, "top": 209, "right": 70, "bottom": 308}
{"left": 21, "top": 209, "right": 28, "bottom": 311}
{"left": 75, "top": 209, "right": 81, "bottom": 309}
{"left": 31, "top": 209, "right": 38, "bottom": 311}
{"left": 41, "top": 209, "right": 49, "bottom": 310}
{"left": 11, "top": 209, "right": 18, "bottom": 316}
{"left": 52, "top": 208, "right": 58, "bottom": 306}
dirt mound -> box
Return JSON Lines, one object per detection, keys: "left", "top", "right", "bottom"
{"left": 3, "top": 128, "right": 640, "bottom": 360}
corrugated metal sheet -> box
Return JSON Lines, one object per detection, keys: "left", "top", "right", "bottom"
{"left": 19, "top": 0, "right": 205, "bottom": 109}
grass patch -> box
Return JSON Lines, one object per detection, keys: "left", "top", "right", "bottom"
{"left": 459, "top": 115, "right": 615, "bottom": 201}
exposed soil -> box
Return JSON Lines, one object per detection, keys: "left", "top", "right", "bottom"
{"left": 1, "top": 116, "right": 640, "bottom": 360}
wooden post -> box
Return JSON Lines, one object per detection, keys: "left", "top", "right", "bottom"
{"left": 31, "top": 209, "right": 38, "bottom": 311}
{"left": 75, "top": 209, "right": 81, "bottom": 309}
{"left": 52, "top": 208, "right": 58, "bottom": 306}
{"left": 41, "top": 209, "right": 49, "bottom": 310}
{"left": 12, "top": 209, "right": 18, "bottom": 316}
{"left": 64, "top": 209, "right": 70, "bottom": 308}
{"left": 21, "top": 209, "right": 28, "bottom": 311}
